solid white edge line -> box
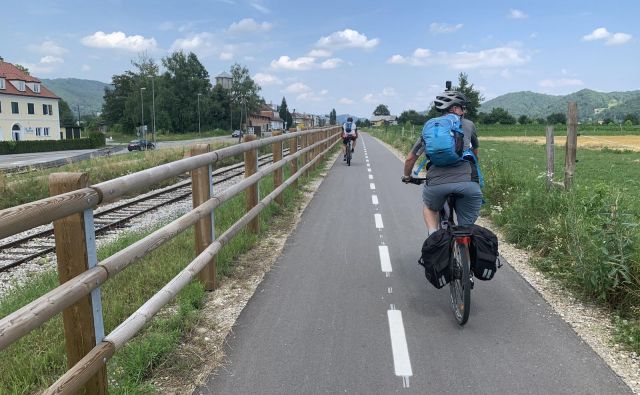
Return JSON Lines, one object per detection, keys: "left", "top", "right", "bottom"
{"left": 379, "top": 245, "right": 392, "bottom": 272}
{"left": 387, "top": 310, "right": 413, "bottom": 377}
{"left": 374, "top": 213, "right": 384, "bottom": 228}
{"left": 370, "top": 183, "right": 376, "bottom": 190}
{"left": 372, "top": 195, "right": 379, "bottom": 205}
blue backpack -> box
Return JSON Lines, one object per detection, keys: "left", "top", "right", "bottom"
{"left": 421, "top": 114, "right": 464, "bottom": 166}
{"left": 344, "top": 122, "right": 353, "bottom": 133}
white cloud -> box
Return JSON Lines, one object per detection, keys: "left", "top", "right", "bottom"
{"left": 219, "top": 52, "right": 233, "bottom": 60}
{"left": 82, "top": 31, "right": 157, "bottom": 52}
{"left": 228, "top": 18, "right": 273, "bottom": 34}
{"left": 388, "top": 46, "right": 529, "bottom": 69}
{"left": 387, "top": 54, "right": 407, "bottom": 64}
{"left": 19, "top": 62, "right": 54, "bottom": 75}
{"left": 316, "top": 29, "right": 379, "bottom": 49}
{"left": 250, "top": 2, "right": 270, "bottom": 14}
{"left": 271, "top": 55, "right": 316, "bottom": 70}
{"left": 382, "top": 87, "right": 396, "bottom": 96}
{"left": 429, "top": 23, "right": 463, "bottom": 34}
{"left": 538, "top": 78, "right": 584, "bottom": 88}
{"left": 284, "top": 82, "right": 312, "bottom": 94}
{"left": 297, "top": 89, "right": 328, "bottom": 102}
{"left": 308, "top": 49, "right": 332, "bottom": 58}
{"left": 40, "top": 56, "right": 64, "bottom": 64}
{"left": 338, "top": 98, "right": 354, "bottom": 105}
{"left": 363, "top": 93, "right": 377, "bottom": 103}
{"left": 508, "top": 9, "right": 528, "bottom": 19}
{"left": 583, "top": 27, "right": 632, "bottom": 45}
{"left": 413, "top": 48, "right": 431, "bottom": 58}
{"left": 170, "top": 32, "right": 219, "bottom": 56}
{"left": 28, "top": 40, "right": 68, "bottom": 56}
{"left": 81, "top": 64, "right": 91, "bottom": 72}
{"left": 320, "top": 58, "right": 343, "bottom": 69}
{"left": 253, "top": 72, "right": 282, "bottom": 86}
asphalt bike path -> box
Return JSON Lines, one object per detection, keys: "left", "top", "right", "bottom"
{"left": 197, "top": 133, "right": 631, "bottom": 394}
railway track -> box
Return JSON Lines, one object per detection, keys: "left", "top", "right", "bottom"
{"left": 0, "top": 152, "right": 282, "bottom": 273}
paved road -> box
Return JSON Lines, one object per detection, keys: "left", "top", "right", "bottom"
{"left": 196, "top": 134, "right": 631, "bottom": 394}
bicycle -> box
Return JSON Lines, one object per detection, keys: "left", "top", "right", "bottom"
{"left": 344, "top": 136, "right": 354, "bottom": 166}
{"left": 405, "top": 177, "right": 473, "bottom": 325}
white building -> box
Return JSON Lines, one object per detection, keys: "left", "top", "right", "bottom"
{"left": 0, "top": 60, "right": 61, "bottom": 141}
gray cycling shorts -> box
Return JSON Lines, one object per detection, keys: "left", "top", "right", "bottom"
{"left": 422, "top": 181, "right": 483, "bottom": 225}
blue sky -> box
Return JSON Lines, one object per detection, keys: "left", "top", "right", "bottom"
{"left": 1, "top": 0, "right": 638, "bottom": 117}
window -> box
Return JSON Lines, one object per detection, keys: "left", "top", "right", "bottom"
{"left": 11, "top": 102, "right": 19, "bottom": 114}
{"left": 17, "top": 81, "right": 25, "bottom": 91}
{"left": 28, "top": 103, "right": 35, "bottom": 114}
{"left": 36, "top": 127, "right": 42, "bottom": 136}
{"left": 48, "top": 104, "right": 53, "bottom": 116}
{"left": 33, "top": 83, "right": 40, "bottom": 93}
{"left": 44, "top": 127, "right": 50, "bottom": 136}
{"left": 0, "top": 78, "right": 5, "bottom": 89}
{"left": 43, "top": 103, "right": 49, "bottom": 115}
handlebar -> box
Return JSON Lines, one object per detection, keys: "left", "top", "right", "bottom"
{"left": 401, "top": 176, "right": 426, "bottom": 185}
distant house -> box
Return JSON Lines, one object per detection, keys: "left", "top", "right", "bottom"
{"left": 259, "top": 103, "right": 284, "bottom": 131}
{"left": 0, "top": 60, "right": 61, "bottom": 142}
{"left": 370, "top": 115, "right": 398, "bottom": 126}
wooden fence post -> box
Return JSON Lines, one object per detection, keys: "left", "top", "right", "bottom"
{"left": 244, "top": 134, "right": 260, "bottom": 233}
{"left": 50, "top": 172, "right": 107, "bottom": 395}
{"left": 290, "top": 133, "right": 298, "bottom": 189}
{"left": 302, "top": 133, "right": 309, "bottom": 177}
{"left": 272, "top": 131, "right": 284, "bottom": 205}
{"left": 190, "top": 144, "right": 216, "bottom": 291}
{"left": 546, "top": 126, "right": 555, "bottom": 189}
{"left": 564, "top": 102, "right": 578, "bottom": 190}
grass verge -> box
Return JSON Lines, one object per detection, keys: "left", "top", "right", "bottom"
{"left": 368, "top": 128, "right": 640, "bottom": 355}
{"left": 0, "top": 144, "right": 338, "bottom": 394}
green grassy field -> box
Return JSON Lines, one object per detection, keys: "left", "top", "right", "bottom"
{"left": 368, "top": 127, "right": 640, "bottom": 355}
{"left": 0, "top": 143, "right": 337, "bottom": 394}
{"left": 385, "top": 123, "right": 640, "bottom": 137}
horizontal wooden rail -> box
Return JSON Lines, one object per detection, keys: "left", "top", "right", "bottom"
{"left": 0, "top": 128, "right": 334, "bottom": 238}
{"left": 0, "top": 130, "right": 340, "bottom": 350}
{"left": 45, "top": 132, "right": 341, "bottom": 394}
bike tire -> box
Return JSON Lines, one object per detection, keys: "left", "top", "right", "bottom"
{"left": 347, "top": 142, "right": 352, "bottom": 166}
{"left": 449, "top": 240, "right": 471, "bottom": 325}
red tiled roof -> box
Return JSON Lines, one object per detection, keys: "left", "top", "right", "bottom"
{"left": 0, "top": 62, "right": 60, "bottom": 99}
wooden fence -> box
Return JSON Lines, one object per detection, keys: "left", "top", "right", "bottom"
{"left": 0, "top": 126, "right": 341, "bottom": 394}
{"left": 546, "top": 102, "right": 578, "bottom": 189}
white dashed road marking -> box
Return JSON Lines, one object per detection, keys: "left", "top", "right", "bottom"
{"left": 370, "top": 183, "right": 376, "bottom": 190}
{"left": 372, "top": 195, "right": 379, "bottom": 205}
{"left": 378, "top": 245, "right": 392, "bottom": 273}
{"left": 374, "top": 213, "right": 384, "bottom": 229}
{"left": 369, "top": 174, "right": 374, "bottom": 180}
{"left": 387, "top": 309, "right": 413, "bottom": 386}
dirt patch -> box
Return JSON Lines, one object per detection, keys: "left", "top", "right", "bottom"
{"left": 483, "top": 135, "right": 640, "bottom": 151}
{"left": 379, "top": 136, "right": 640, "bottom": 393}
{"left": 150, "top": 151, "right": 341, "bottom": 394}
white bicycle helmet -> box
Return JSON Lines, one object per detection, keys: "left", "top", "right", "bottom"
{"left": 433, "top": 91, "right": 468, "bottom": 111}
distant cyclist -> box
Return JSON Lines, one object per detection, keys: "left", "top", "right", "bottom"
{"left": 342, "top": 117, "right": 358, "bottom": 161}
{"left": 401, "top": 91, "right": 482, "bottom": 235}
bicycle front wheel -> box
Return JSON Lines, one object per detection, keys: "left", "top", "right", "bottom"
{"left": 449, "top": 239, "right": 471, "bottom": 325}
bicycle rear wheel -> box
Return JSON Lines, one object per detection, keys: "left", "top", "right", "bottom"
{"left": 347, "top": 142, "right": 352, "bottom": 166}
{"left": 449, "top": 239, "right": 471, "bottom": 325}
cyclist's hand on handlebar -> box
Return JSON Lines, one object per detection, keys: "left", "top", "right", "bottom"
{"left": 401, "top": 175, "right": 413, "bottom": 184}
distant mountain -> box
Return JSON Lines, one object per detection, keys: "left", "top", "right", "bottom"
{"left": 41, "top": 78, "right": 111, "bottom": 115}
{"left": 479, "top": 89, "right": 640, "bottom": 121}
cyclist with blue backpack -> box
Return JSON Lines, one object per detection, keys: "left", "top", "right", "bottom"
{"left": 401, "top": 91, "right": 482, "bottom": 236}
{"left": 342, "top": 117, "right": 358, "bottom": 161}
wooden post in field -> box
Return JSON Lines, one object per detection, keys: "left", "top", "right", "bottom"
{"left": 244, "top": 133, "right": 260, "bottom": 233}
{"left": 272, "top": 131, "right": 284, "bottom": 205}
{"left": 50, "top": 172, "right": 107, "bottom": 395}
{"left": 190, "top": 144, "right": 216, "bottom": 290}
{"left": 290, "top": 133, "right": 299, "bottom": 189}
{"left": 564, "top": 102, "right": 578, "bottom": 190}
{"left": 546, "top": 126, "right": 555, "bottom": 189}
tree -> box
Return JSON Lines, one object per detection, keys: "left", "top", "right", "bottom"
{"left": 481, "top": 107, "right": 516, "bottom": 124}
{"left": 329, "top": 109, "right": 337, "bottom": 125}
{"left": 229, "top": 63, "right": 261, "bottom": 131}
{"left": 15, "top": 64, "right": 30, "bottom": 75}
{"left": 373, "top": 104, "right": 390, "bottom": 116}
{"left": 58, "top": 99, "right": 75, "bottom": 126}
{"left": 623, "top": 113, "right": 639, "bottom": 125}
{"left": 398, "top": 109, "right": 427, "bottom": 125}
{"left": 279, "top": 97, "right": 289, "bottom": 128}
{"left": 517, "top": 115, "right": 531, "bottom": 125}
{"left": 547, "top": 112, "right": 567, "bottom": 125}
{"left": 452, "top": 72, "right": 483, "bottom": 121}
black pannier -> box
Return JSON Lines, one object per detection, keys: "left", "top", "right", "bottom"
{"left": 469, "top": 225, "right": 500, "bottom": 280}
{"left": 418, "top": 229, "right": 451, "bottom": 289}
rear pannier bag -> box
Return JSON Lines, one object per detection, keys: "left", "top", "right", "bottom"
{"left": 418, "top": 229, "right": 451, "bottom": 289}
{"left": 469, "top": 225, "right": 499, "bottom": 280}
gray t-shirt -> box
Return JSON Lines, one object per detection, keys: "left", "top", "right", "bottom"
{"left": 411, "top": 117, "right": 479, "bottom": 186}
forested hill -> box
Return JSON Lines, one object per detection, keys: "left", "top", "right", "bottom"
{"left": 479, "top": 89, "right": 640, "bottom": 121}
{"left": 41, "top": 78, "right": 110, "bottom": 115}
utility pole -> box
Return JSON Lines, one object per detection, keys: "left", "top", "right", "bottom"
{"left": 140, "top": 87, "right": 146, "bottom": 146}
{"left": 76, "top": 105, "right": 80, "bottom": 127}
{"left": 151, "top": 77, "right": 156, "bottom": 144}
{"left": 197, "top": 93, "right": 202, "bottom": 136}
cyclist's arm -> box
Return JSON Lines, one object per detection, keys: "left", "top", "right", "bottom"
{"left": 403, "top": 151, "right": 419, "bottom": 177}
